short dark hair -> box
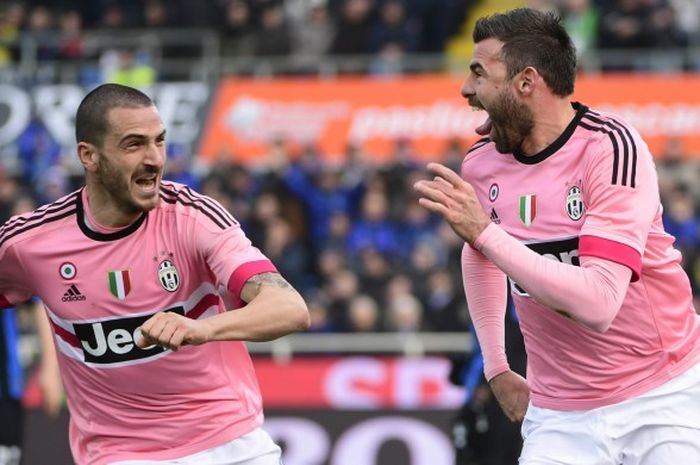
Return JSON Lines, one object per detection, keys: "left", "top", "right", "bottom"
{"left": 75, "top": 83, "right": 154, "bottom": 146}
{"left": 473, "top": 8, "right": 576, "bottom": 96}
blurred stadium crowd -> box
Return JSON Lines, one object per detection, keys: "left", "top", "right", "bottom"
{"left": 1, "top": 0, "right": 700, "bottom": 340}
{"left": 1, "top": 0, "right": 699, "bottom": 82}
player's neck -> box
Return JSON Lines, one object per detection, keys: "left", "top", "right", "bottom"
{"left": 84, "top": 183, "right": 141, "bottom": 229}
{"left": 519, "top": 100, "right": 577, "bottom": 156}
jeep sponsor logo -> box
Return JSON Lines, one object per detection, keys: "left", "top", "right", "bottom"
{"left": 73, "top": 306, "right": 184, "bottom": 364}
{"left": 510, "top": 237, "right": 579, "bottom": 297}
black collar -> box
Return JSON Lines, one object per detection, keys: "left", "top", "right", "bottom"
{"left": 76, "top": 188, "right": 147, "bottom": 241}
{"left": 512, "top": 102, "right": 588, "bottom": 165}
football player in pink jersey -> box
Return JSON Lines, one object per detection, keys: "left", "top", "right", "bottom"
{"left": 415, "top": 8, "right": 700, "bottom": 465}
{"left": 0, "top": 83, "right": 310, "bottom": 465}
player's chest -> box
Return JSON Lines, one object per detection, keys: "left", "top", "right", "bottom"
{"left": 29, "top": 238, "right": 192, "bottom": 320}
{"left": 475, "top": 162, "right": 587, "bottom": 240}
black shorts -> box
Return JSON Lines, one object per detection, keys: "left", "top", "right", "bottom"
{"left": 0, "top": 398, "right": 22, "bottom": 465}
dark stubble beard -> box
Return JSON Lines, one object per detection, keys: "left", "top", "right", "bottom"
{"left": 489, "top": 89, "right": 535, "bottom": 154}
{"left": 95, "top": 152, "right": 144, "bottom": 216}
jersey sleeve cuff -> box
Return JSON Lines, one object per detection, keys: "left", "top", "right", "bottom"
{"left": 473, "top": 222, "right": 499, "bottom": 252}
{"left": 226, "top": 260, "right": 279, "bottom": 302}
{"left": 484, "top": 363, "right": 510, "bottom": 382}
{"left": 579, "top": 235, "right": 641, "bottom": 282}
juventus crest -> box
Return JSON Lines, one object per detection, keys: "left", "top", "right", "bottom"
{"left": 158, "top": 259, "right": 180, "bottom": 292}
{"left": 566, "top": 185, "right": 585, "bottom": 221}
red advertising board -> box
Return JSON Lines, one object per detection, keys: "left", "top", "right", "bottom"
{"left": 23, "top": 356, "right": 466, "bottom": 410}
{"left": 254, "top": 356, "right": 466, "bottom": 409}
{"left": 198, "top": 74, "right": 700, "bottom": 162}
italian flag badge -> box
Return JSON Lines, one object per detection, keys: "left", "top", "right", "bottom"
{"left": 108, "top": 270, "right": 131, "bottom": 300}
{"left": 519, "top": 194, "right": 537, "bottom": 226}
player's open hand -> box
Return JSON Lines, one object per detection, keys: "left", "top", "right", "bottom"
{"left": 136, "top": 312, "right": 210, "bottom": 351}
{"left": 413, "top": 162, "right": 491, "bottom": 244}
{"left": 489, "top": 370, "right": 530, "bottom": 422}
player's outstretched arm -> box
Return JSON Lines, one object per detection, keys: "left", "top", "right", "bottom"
{"left": 137, "top": 272, "right": 309, "bottom": 349}
{"left": 415, "top": 162, "right": 633, "bottom": 332}
{"left": 475, "top": 225, "right": 631, "bottom": 332}
{"left": 209, "top": 272, "right": 309, "bottom": 342}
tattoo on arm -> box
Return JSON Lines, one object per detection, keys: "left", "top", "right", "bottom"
{"left": 241, "top": 272, "right": 291, "bottom": 302}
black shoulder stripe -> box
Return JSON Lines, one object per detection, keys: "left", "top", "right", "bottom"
{"left": 182, "top": 185, "right": 237, "bottom": 227}
{"left": 0, "top": 193, "right": 78, "bottom": 244}
{"left": 160, "top": 185, "right": 236, "bottom": 229}
{"left": 580, "top": 113, "right": 637, "bottom": 187}
{"left": 583, "top": 112, "right": 636, "bottom": 188}
{"left": 0, "top": 206, "right": 77, "bottom": 249}
{"left": 605, "top": 116, "right": 638, "bottom": 188}
{"left": 161, "top": 184, "right": 238, "bottom": 228}
{"left": 466, "top": 137, "right": 491, "bottom": 154}
{"left": 583, "top": 112, "right": 638, "bottom": 187}
{"left": 0, "top": 192, "right": 78, "bottom": 236}
{"left": 159, "top": 190, "right": 228, "bottom": 230}
{"left": 584, "top": 112, "right": 629, "bottom": 186}
{"left": 578, "top": 120, "right": 620, "bottom": 184}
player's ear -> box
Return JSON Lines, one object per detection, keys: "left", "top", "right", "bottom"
{"left": 77, "top": 142, "right": 99, "bottom": 172}
{"left": 516, "top": 66, "right": 537, "bottom": 96}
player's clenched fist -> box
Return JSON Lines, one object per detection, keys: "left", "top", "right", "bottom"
{"left": 136, "top": 312, "right": 210, "bottom": 351}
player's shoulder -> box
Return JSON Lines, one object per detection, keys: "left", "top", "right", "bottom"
{"left": 576, "top": 105, "right": 643, "bottom": 147}
{"left": 158, "top": 180, "right": 220, "bottom": 211}
{"left": 575, "top": 104, "right": 650, "bottom": 187}
{"left": 0, "top": 189, "right": 81, "bottom": 251}
{"left": 463, "top": 136, "right": 495, "bottom": 164}
{"left": 158, "top": 180, "right": 239, "bottom": 231}
{"left": 460, "top": 136, "right": 497, "bottom": 181}
{"left": 465, "top": 136, "right": 494, "bottom": 158}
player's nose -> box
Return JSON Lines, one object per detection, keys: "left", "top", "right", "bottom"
{"left": 460, "top": 76, "right": 475, "bottom": 100}
{"left": 460, "top": 81, "right": 475, "bottom": 100}
{"left": 144, "top": 141, "right": 165, "bottom": 168}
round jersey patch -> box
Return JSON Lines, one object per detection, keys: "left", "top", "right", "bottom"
{"left": 488, "top": 183, "right": 499, "bottom": 202}
{"left": 59, "top": 262, "right": 77, "bottom": 280}
{"left": 566, "top": 186, "right": 585, "bottom": 220}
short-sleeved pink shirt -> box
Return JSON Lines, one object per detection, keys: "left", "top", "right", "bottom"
{"left": 0, "top": 181, "right": 276, "bottom": 464}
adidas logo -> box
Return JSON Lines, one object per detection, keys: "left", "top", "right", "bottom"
{"left": 62, "top": 284, "right": 86, "bottom": 302}
{"left": 489, "top": 208, "right": 501, "bottom": 224}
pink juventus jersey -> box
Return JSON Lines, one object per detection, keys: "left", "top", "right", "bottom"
{"left": 0, "top": 182, "right": 277, "bottom": 464}
{"left": 462, "top": 103, "right": 700, "bottom": 410}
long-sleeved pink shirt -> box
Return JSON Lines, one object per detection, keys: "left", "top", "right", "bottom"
{"left": 461, "top": 103, "right": 700, "bottom": 410}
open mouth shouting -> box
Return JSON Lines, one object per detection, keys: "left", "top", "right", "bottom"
{"left": 133, "top": 173, "right": 160, "bottom": 196}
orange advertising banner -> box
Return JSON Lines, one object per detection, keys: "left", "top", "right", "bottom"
{"left": 198, "top": 74, "right": 700, "bottom": 163}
